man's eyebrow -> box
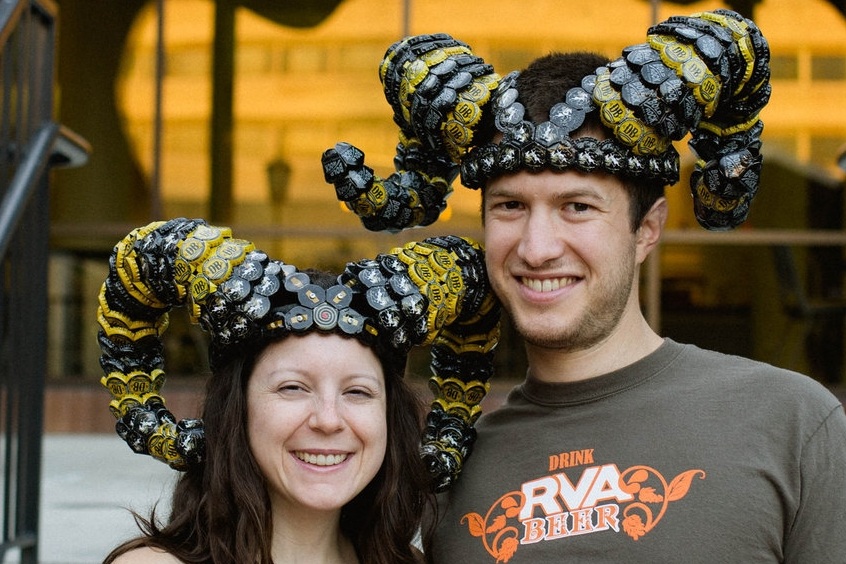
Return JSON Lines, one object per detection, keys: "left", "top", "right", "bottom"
{"left": 483, "top": 184, "right": 517, "bottom": 198}
{"left": 553, "top": 187, "right": 607, "bottom": 202}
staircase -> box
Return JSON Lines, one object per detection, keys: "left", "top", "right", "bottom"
{"left": 0, "top": 1, "right": 88, "bottom": 561}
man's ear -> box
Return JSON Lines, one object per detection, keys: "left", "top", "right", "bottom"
{"left": 635, "top": 197, "right": 668, "bottom": 264}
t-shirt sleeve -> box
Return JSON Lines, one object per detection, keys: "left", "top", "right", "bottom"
{"left": 784, "top": 403, "right": 846, "bottom": 562}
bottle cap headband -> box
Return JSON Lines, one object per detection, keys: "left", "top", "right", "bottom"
{"left": 322, "top": 9, "right": 771, "bottom": 231}
{"left": 97, "top": 218, "right": 500, "bottom": 490}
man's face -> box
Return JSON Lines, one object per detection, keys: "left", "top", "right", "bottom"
{"left": 483, "top": 169, "right": 648, "bottom": 352}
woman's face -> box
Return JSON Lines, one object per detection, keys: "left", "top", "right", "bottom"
{"left": 246, "top": 332, "right": 388, "bottom": 516}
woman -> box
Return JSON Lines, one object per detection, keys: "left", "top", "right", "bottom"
{"left": 97, "top": 219, "right": 500, "bottom": 563}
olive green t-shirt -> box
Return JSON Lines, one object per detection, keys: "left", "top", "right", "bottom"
{"left": 431, "top": 340, "right": 846, "bottom": 563}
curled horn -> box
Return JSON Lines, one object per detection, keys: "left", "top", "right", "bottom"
{"left": 646, "top": 9, "right": 771, "bottom": 229}
{"left": 321, "top": 34, "right": 501, "bottom": 232}
{"left": 383, "top": 235, "right": 500, "bottom": 491}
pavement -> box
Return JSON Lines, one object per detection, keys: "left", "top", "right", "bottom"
{"left": 5, "top": 434, "right": 176, "bottom": 564}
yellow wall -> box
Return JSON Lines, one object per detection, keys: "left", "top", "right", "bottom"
{"left": 113, "top": 0, "right": 846, "bottom": 267}
{"left": 54, "top": 0, "right": 846, "bottom": 380}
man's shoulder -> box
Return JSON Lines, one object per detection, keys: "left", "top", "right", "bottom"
{"left": 677, "top": 341, "right": 842, "bottom": 411}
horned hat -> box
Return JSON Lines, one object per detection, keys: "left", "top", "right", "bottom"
{"left": 322, "top": 9, "right": 771, "bottom": 232}
{"left": 97, "top": 218, "right": 500, "bottom": 490}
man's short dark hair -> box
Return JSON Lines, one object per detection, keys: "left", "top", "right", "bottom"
{"left": 487, "top": 51, "right": 666, "bottom": 231}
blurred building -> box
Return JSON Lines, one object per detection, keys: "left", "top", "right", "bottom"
{"left": 46, "top": 0, "right": 846, "bottom": 392}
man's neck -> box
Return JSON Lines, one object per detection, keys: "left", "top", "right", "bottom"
{"left": 524, "top": 312, "right": 663, "bottom": 384}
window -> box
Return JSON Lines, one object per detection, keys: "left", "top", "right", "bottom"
{"left": 770, "top": 54, "right": 798, "bottom": 80}
{"left": 811, "top": 55, "right": 846, "bottom": 80}
{"left": 810, "top": 135, "right": 846, "bottom": 170}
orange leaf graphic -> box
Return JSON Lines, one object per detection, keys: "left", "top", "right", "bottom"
{"left": 496, "top": 536, "right": 519, "bottom": 563}
{"left": 666, "top": 469, "right": 706, "bottom": 502}
{"left": 621, "top": 468, "right": 649, "bottom": 494}
{"left": 628, "top": 469, "right": 649, "bottom": 484}
{"left": 501, "top": 496, "right": 519, "bottom": 509}
{"left": 486, "top": 514, "right": 506, "bottom": 534}
{"left": 638, "top": 486, "right": 664, "bottom": 503}
{"left": 623, "top": 514, "right": 647, "bottom": 541}
{"left": 461, "top": 512, "right": 486, "bottom": 537}
{"left": 620, "top": 480, "right": 640, "bottom": 495}
{"left": 501, "top": 494, "right": 522, "bottom": 517}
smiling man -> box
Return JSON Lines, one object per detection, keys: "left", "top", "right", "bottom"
{"left": 482, "top": 166, "right": 663, "bottom": 380}
{"left": 323, "top": 8, "right": 846, "bottom": 563}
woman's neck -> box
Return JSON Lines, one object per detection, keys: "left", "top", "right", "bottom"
{"left": 270, "top": 504, "right": 358, "bottom": 564}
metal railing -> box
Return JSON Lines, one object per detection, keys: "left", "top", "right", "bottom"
{"left": 0, "top": 0, "right": 88, "bottom": 561}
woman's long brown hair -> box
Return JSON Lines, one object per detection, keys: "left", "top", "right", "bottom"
{"left": 103, "top": 342, "right": 433, "bottom": 564}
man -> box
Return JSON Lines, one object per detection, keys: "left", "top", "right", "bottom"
{"left": 323, "top": 10, "right": 846, "bottom": 562}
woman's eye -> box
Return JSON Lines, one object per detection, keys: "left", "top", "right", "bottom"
{"left": 346, "top": 388, "right": 374, "bottom": 398}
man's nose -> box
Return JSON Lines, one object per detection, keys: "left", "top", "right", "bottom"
{"left": 518, "top": 211, "right": 563, "bottom": 267}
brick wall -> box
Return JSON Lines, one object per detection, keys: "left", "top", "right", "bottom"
{"left": 45, "top": 381, "right": 205, "bottom": 433}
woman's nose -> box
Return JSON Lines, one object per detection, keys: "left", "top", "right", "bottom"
{"left": 308, "top": 396, "right": 345, "bottom": 433}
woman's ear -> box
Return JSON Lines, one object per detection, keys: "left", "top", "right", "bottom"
{"left": 635, "top": 197, "right": 668, "bottom": 264}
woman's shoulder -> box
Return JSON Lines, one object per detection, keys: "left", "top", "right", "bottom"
{"left": 109, "top": 546, "right": 184, "bottom": 564}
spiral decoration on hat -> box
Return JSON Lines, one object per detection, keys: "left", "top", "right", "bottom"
{"left": 323, "top": 9, "right": 771, "bottom": 231}
{"left": 322, "top": 33, "right": 501, "bottom": 233}
{"left": 97, "top": 218, "right": 499, "bottom": 489}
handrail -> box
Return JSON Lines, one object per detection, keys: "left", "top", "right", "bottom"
{"left": 0, "top": 0, "right": 55, "bottom": 46}
{"left": 0, "top": 2, "right": 87, "bottom": 562}
{"left": 0, "top": 0, "right": 26, "bottom": 46}
{"left": 0, "top": 121, "right": 58, "bottom": 259}
{"left": 0, "top": 123, "right": 89, "bottom": 259}
{"left": 49, "top": 123, "right": 92, "bottom": 169}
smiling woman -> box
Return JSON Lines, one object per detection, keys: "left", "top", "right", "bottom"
{"left": 95, "top": 218, "right": 500, "bottom": 563}
{"left": 247, "top": 332, "right": 388, "bottom": 520}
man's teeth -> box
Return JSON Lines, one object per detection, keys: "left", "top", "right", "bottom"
{"left": 521, "top": 277, "right": 574, "bottom": 292}
{"left": 296, "top": 452, "right": 347, "bottom": 466}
